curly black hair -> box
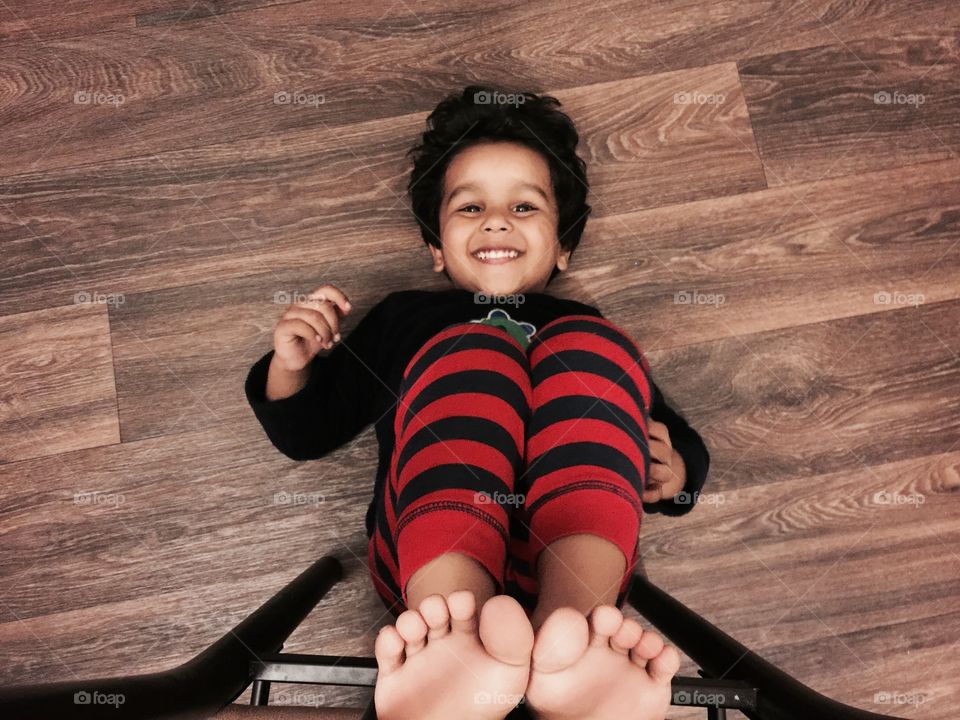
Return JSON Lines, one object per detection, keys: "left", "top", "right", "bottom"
{"left": 406, "top": 83, "right": 592, "bottom": 287}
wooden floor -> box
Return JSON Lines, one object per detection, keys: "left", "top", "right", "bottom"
{"left": 1, "top": 1, "right": 959, "bottom": 717}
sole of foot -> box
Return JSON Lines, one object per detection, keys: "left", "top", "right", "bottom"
{"left": 525, "top": 604, "right": 680, "bottom": 720}
{"left": 373, "top": 590, "right": 535, "bottom": 720}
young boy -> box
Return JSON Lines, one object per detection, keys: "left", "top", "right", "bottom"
{"left": 245, "top": 85, "right": 710, "bottom": 720}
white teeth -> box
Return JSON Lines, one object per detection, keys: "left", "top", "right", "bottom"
{"left": 476, "top": 250, "right": 520, "bottom": 259}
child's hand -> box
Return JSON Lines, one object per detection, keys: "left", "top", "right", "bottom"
{"left": 272, "top": 284, "right": 352, "bottom": 372}
{"left": 643, "top": 420, "right": 686, "bottom": 503}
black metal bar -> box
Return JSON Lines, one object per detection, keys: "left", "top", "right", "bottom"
{"left": 249, "top": 680, "right": 270, "bottom": 706}
{"left": 0, "top": 556, "right": 343, "bottom": 720}
{"left": 251, "top": 653, "right": 379, "bottom": 686}
{"left": 627, "top": 573, "right": 910, "bottom": 720}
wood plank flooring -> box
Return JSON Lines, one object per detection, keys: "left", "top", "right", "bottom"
{"left": 1, "top": 1, "right": 958, "bottom": 717}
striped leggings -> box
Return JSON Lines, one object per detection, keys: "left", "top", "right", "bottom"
{"left": 366, "top": 314, "right": 653, "bottom": 619}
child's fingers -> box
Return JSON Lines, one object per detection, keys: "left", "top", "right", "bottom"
{"left": 277, "top": 317, "right": 325, "bottom": 347}
{"left": 307, "top": 285, "right": 352, "bottom": 317}
{"left": 277, "top": 318, "right": 331, "bottom": 357}
{"left": 283, "top": 305, "right": 337, "bottom": 344}
{"left": 296, "top": 297, "right": 344, "bottom": 341}
{"left": 647, "top": 420, "right": 671, "bottom": 451}
{"left": 648, "top": 438, "right": 672, "bottom": 467}
{"left": 641, "top": 482, "right": 664, "bottom": 503}
{"left": 646, "top": 461, "right": 672, "bottom": 488}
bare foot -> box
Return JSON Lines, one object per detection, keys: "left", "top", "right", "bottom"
{"left": 525, "top": 605, "right": 680, "bottom": 720}
{"left": 373, "top": 590, "right": 534, "bottom": 720}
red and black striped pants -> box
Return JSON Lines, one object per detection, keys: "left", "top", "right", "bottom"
{"left": 366, "top": 314, "right": 652, "bottom": 620}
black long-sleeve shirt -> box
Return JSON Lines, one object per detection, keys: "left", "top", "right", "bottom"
{"left": 245, "top": 288, "right": 711, "bottom": 537}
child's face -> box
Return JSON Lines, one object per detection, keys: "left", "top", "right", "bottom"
{"left": 430, "top": 141, "right": 571, "bottom": 295}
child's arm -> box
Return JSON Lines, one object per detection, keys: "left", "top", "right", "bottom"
{"left": 244, "top": 292, "right": 394, "bottom": 461}
{"left": 641, "top": 378, "right": 711, "bottom": 517}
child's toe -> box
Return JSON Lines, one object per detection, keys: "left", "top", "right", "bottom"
{"left": 630, "top": 629, "right": 665, "bottom": 666}
{"left": 395, "top": 608, "right": 430, "bottom": 656}
{"left": 418, "top": 594, "right": 451, "bottom": 640}
{"left": 610, "top": 617, "right": 643, "bottom": 655}
{"left": 587, "top": 605, "right": 623, "bottom": 649}
{"left": 646, "top": 644, "right": 681, "bottom": 685}
{"left": 446, "top": 589, "right": 479, "bottom": 634}
{"left": 374, "top": 625, "right": 406, "bottom": 675}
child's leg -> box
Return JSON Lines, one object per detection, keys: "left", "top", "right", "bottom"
{"left": 507, "top": 314, "right": 651, "bottom": 628}
{"left": 367, "top": 321, "right": 533, "bottom": 617}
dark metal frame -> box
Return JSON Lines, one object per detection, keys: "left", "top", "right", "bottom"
{"left": 0, "top": 556, "right": 909, "bottom": 720}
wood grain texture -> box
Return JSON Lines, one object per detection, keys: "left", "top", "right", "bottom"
{"left": 634, "top": 448, "right": 960, "bottom": 718}
{"left": 555, "top": 63, "right": 766, "bottom": 215}
{"left": 580, "top": 157, "right": 960, "bottom": 349}
{"left": 1, "top": 0, "right": 957, "bottom": 175}
{"left": 1, "top": 0, "right": 959, "bottom": 716}
{"left": 740, "top": 35, "right": 960, "bottom": 185}
{"left": 0, "top": 419, "right": 386, "bottom": 708}
{"left": 107, "top": 265, "right": 416, "bottom": 442}
{"left": 0, "top": 303, "right": 119, "bottom": 463}
{"left": 642, "top": 295, "right": 960, "bottom": 493}
{"left": 0, "top": 63, "right": 765, "bottom": 320}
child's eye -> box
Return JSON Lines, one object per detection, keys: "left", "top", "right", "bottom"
{"left": 459, "top": 203, "right": 537, "bottom": 213}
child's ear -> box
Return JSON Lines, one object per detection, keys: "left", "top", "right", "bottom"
{"left": 556, "top": 247, "right": 572, "bottom": 271}
{"left": 429, "top": 244, "right": 445, "bottom": 272}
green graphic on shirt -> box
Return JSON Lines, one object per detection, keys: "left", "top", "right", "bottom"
{"left": 470, "top": 308, "right": 537, "bottom": 351}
